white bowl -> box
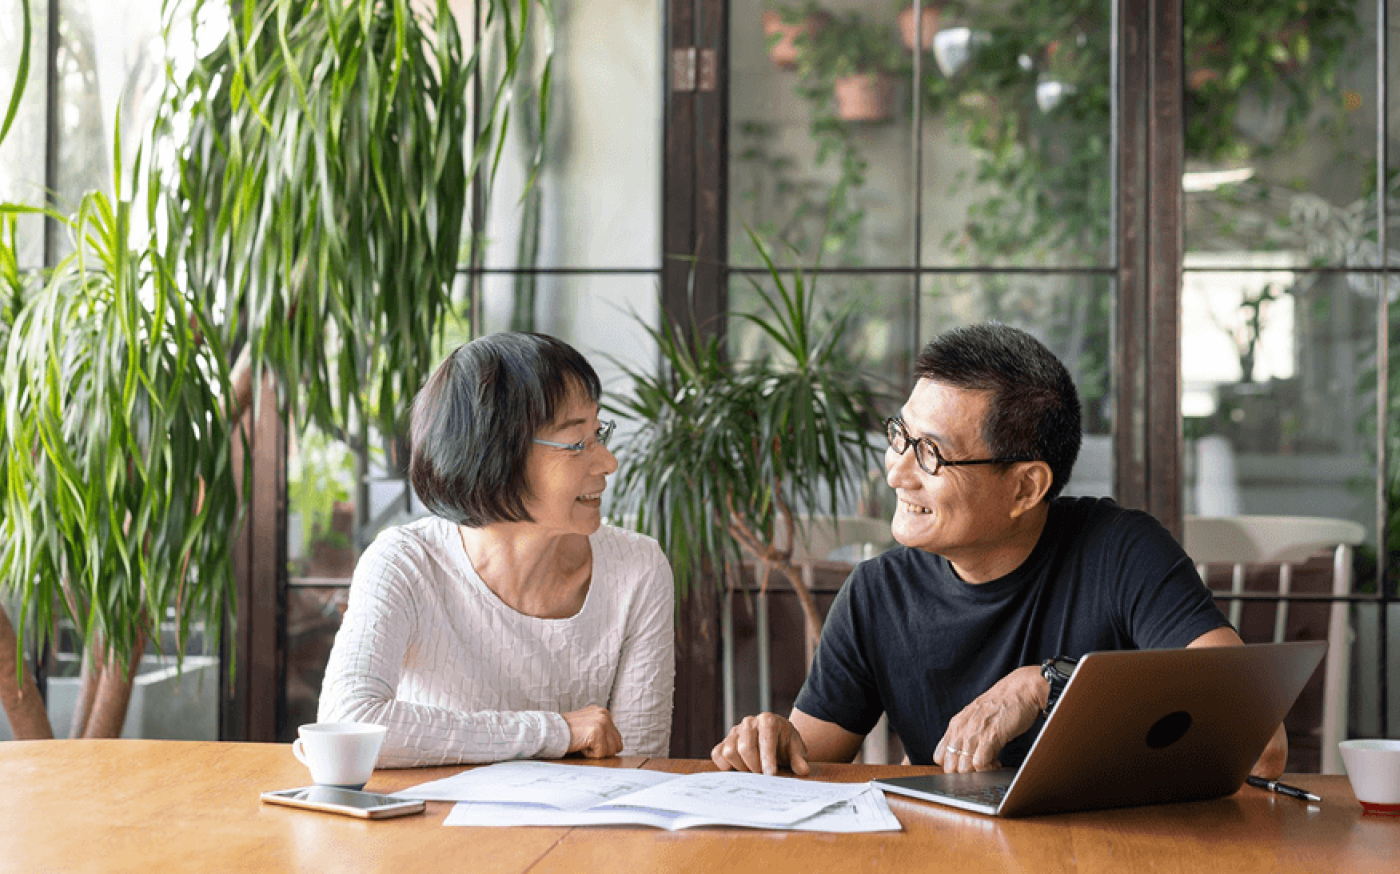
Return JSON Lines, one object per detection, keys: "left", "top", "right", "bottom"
{"left": 1338, "top": 739, "right": 1400, "bottom": 815}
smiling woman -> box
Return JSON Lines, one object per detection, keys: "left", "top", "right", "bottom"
{"left": 317, "top": 332, "right": 675, "bottom": 767}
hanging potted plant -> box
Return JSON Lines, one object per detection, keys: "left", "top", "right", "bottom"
{"left": 795, "top": 11, "right": 909, "bottom": 123}
{"left": 761, "top": 2, "right": 830, "bottom": 72}
{"left": 1036, "top": 34, "right": 1085, "bottom": 113}
{"left": 897, "top": 2, "right": 944, "bottom": 53}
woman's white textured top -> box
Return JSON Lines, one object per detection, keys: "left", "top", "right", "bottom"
{"left": 318, "top": 517, "right": 675, "bottom": 767}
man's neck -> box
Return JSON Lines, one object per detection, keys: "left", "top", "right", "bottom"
{"left": 945, "top": 502, "right": 1052, "bottom": 584}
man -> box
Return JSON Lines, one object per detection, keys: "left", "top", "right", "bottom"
{"left": 711, "top": 323, "right": 1287, "bottom": 778}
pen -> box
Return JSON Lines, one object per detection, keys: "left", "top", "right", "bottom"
{"left": 1246, "top": 775, "right": 1321, "bottom": 802}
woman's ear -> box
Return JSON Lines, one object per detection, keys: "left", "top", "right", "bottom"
{"left": 1008, "top": 461, "right": 1054, "bottom": 517}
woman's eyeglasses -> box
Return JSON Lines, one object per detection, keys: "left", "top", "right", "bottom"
{"left": 533, "top": 420, "right": 616, "bottom": 455}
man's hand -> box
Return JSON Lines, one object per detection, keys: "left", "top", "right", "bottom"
{"left": 934, "top": 665, "right": 1046, "bottom": 773}
{"left": 563, "top": 705, "right": 623, "bottom": 758}
{"left": 711, "top": 712, "right": 811, "bottom": 776}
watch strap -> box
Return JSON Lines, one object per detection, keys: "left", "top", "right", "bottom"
{"left": 1040, "top": 655, "right": 1078, "bottom": 718}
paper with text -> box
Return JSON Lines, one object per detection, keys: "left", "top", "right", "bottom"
{"left": 397, "top": 761, "right": 893, "bottom": 830}
{"left": 441, "top": 786, "right": 901, "bottom": 832}
{"left": 396, "top": 761, "right": 672, "bottom": 809}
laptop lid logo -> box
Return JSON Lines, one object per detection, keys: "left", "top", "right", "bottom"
{"left": 1146, "top": 711, "right": 1193, "bottom": 749}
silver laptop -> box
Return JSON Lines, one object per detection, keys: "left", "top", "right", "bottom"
{"left": 872, "top": 640, "right": 1326, "bottom": 817}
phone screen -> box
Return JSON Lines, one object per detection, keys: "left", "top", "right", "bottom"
{"left": 278, "top": 787, "right": 407, "bottom": 808}
{"left": 261, "top": 786, "right": 426, "bottom": 818}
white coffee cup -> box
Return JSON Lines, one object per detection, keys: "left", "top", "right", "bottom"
{"left": 1338, "top": 738, "right": 1400, "bottom": 815}
{"left": 292, "top": 722, "right": 387, "bottom": 790}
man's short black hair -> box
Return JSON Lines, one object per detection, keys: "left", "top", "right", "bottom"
{"left": 914, "top": 323, "right": 1082, "bottom": 500}
{"left": 409, "top": 332, "right": 602, "bottom": 526}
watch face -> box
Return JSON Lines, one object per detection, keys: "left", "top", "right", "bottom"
{"left": 1044, "top": 656, "right": 1077, "bottom": 680}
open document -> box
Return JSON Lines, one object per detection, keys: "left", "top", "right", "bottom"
{"left": 396, "top": 761, "right": 902, "bottom": 832}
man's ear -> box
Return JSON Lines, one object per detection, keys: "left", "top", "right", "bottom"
{"left": 1008, "top": 461, "right": 1054, "bottom": 517}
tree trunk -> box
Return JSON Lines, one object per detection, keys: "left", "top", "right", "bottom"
{"left": 0, "top": 604, "right": 55, "bottom": 739}
{"left": 230, "top": 345, "right": 254, "bottom": 421}
{"left": 68, "top": 648, "right": 101, "bottom": 738}
{"left": 769, "top": 559, "right": 824, "bottom": 657}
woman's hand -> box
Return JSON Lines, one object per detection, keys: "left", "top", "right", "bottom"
{"left": 563, "top": 705, "right": 623, "bottom": 758}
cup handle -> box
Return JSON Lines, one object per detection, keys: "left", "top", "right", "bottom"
{"left": 292, "top": 738, "right": 308, "bottom": 766}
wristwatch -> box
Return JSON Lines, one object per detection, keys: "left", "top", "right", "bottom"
{"left": 1040, "top": 655, "right": 1079, "bottom": 717}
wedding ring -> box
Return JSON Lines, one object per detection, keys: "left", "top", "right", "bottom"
{"left": 945, "top": 746, "right": 967, "bottom": 756}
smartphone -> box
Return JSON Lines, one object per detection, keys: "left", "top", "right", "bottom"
{"left": 260, "top": 786, "right": 427, "bottom": 819}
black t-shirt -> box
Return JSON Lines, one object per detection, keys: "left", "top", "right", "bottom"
{"left": 793, "top": 496, "right": 1229, "bottom": 767}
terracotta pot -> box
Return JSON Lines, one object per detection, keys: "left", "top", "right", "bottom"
{"left": 897, "top": 5, "right": 941, "bottom": 52}
{"left": 1186, "top": 40, "right": 1226, "bottom": 91}
{"left": 833, "top": 72, "right": 895, "bottom": 123}
{"left": 761, "top": 10, "right": 828, "bottom": 71}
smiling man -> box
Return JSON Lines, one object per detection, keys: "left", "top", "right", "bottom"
{"left": 711, "top": 322, "right": 1287, "bottom": 779}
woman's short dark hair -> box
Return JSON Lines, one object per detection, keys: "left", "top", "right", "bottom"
{"left": 914, "top": 323, "right": 1082, "bottom": 501}
{"left": 409, "top": 332, "right": 602, "bottom": 526}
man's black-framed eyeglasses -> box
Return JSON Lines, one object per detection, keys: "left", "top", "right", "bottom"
{"left": 884, "top": 417, "right": 1030, "bottom": 476}
{"left": 533, "top": 420, "right": 616, "bottom": 455}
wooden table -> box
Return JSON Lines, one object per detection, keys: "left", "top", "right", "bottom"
{"left": 1, "top": 740, "right": 1394, "bottom": 873}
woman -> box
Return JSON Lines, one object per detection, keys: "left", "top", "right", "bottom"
{"left": 318, "top": 332, "right": 674, "bottom": 766}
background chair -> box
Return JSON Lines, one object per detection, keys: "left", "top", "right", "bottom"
{"left": 1183, "top": 515, "right": 1366, "bottom": 774}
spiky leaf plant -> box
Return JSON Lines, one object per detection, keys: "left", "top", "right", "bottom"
{"left": 609, "top": 229, "right": 887, "bottom": 651}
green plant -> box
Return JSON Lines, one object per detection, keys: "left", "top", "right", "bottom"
{"left": 1, "top": 151, "right": 240, "bottom": 738}
{"left": 0, "top": 0, "right": 547, "bottom": 740}
{"left": 160, "top": 0, "right": 472, "bottom": 439}
{"left": 1212, "top": 281, "right": 1287, "bottom": 385}
{"left": 1184, "top": 0, "right": 1358, "bottom": 163}
{"left": 607, "top": 229, "right": 887, "bottom": 650}
{"left": 0, "top": 0, "right": 30, "bottom": 147}
{"left": 288, "top": 427, "right": 356, "bottom": 565}
{"left": 797, "top": 10, "right": 907, "bottom": 80}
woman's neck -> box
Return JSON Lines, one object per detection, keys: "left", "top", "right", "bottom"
{"left": 457, "top": 524, "right": 593, "bottom": 619}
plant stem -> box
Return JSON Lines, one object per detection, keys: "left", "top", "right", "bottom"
{"left": 0, "top": 607, "right": 53, "bottom": 739}
{"left": 82, "top": 634, "right": 146, "bottom": 738}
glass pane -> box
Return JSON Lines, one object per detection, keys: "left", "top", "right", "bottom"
{"left": 1353, "top": 601, "right": 1400, "bottom": 737}
{"left": 920, "top": 0, "right": 1113, "bottom": 267}
{"left": 1181, "top": 266, "right": 1377, "bottom": 533}
{"left": 1181, "top": 262, "right": 1389, "bottom": 769}
{"left": 0, "top": 0, "right": 48, "bottom": 266}
{"left": 1388, "top": 0, "right": 1400, "bottom": 605}
{"left": 284, "top": 583, "right": 350, "bottom": 743}
{"left": 729, "top": 1, "right": 917, "bottom": 269}
{"left": 1183, "top": 0, "right": 1376, "bottom": 266}
{"left": 479, "top": 271, "right": 660, "bottom": 394}
{"left": 729, "top": 270, "right": 915, "bottom": 389}
{"left": 918, "top": 271, "right": 1115, "bottom": 438}
{"left": 477, "top": 0, "right": 663, "bottom": 271}
{"left": 53, "top": 2, "right": 166, "bottom": 237}
{"left": 288, "top": 425, "right": 363, "bottom": 584}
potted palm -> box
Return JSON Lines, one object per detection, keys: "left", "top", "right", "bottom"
{"left": 0, "top": 0, "right": 541, "bottom": 740}
{"left": 608, "top": 230, "right": 887, "bottom": 653}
